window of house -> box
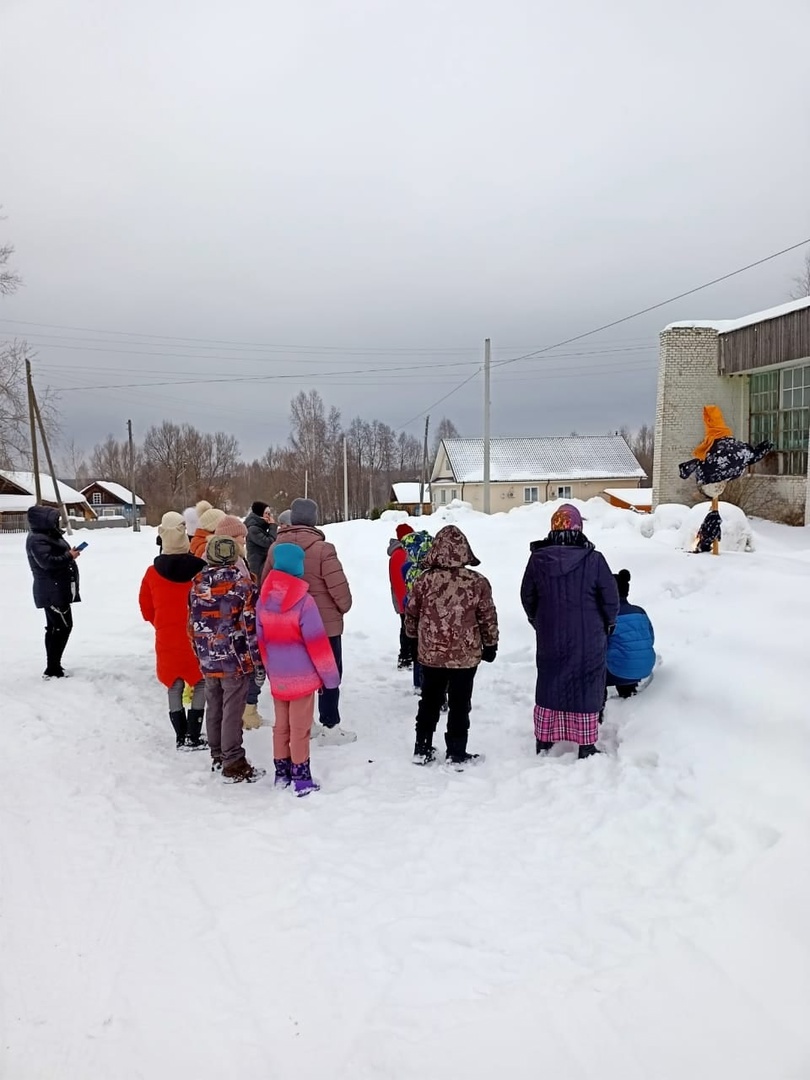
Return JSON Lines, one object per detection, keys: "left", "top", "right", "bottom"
{"left": 524, "top": 486, "right": 539, "bottom": 503}
{"left": 440, "top": 489, "right": 447, "bottom": 504}
{"left": 557, "top": 485, "right": 572, "bottom": 499}
{"left": 750, "top": 366, "right": 810, "bottom": 475}
{"left": 92, "top": 492, "right": 102, "bottom": 505}
{"left": 450, "top": 489, "right": 457, "bottom": 502}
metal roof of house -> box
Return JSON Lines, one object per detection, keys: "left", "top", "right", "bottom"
{"left": 83, "top": 480, "right": 144, "bottom": 505}
{"left": 665, "top": 294, "right": 810, "bottom": 334}
{"left": 0, "top": 471, "right": 89, "bottom": 505}
{"left": 435, "top": 437, "right": 645, "bottom": 483}
{"left": 392, "top": 482, "right": 430, "bottom": 503}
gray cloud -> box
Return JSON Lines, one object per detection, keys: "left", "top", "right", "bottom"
{"left": 2, "top": 0, "right": 809, "bottom": 460}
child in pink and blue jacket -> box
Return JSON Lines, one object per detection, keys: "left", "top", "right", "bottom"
{"left": 256, "top": 543, "right": 341, "bottom": 796}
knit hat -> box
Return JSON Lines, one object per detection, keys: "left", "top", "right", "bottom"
{"left": 198, "top": 506, "right": 226, "bottom": 533}
{"left": 195, "top": 499, "right": 212, "bottom": 518}
{"left": 158, "top": 511, "right": 190, "bottom": 556}
{"left": 183, "top": 506, "right": 200, "bottom": 535}
{"left": 278, "top": 509, "right": 292, "bottom": 526}
{"left": 273, "top": 543, "right": 305, "bottom": 578}
{"left": 290, "top": 498, "right": 318, "bottom": 527}
{"left": 251, "top": 500, "right": 269, "bottom": 516}
{"left": 614, "top": 568, "right": 631, "bottom": 600}
{"left": 205, "top": 534, "right": 238, "bottom": 566}
{"left": 214, "top": 514, "right": 248, "bottom": 541}
{"left": 550, "top": 503, "right": 582, "bottom": 531}
{"left": 396, "top": 523, "right": 414, "bottom": 540}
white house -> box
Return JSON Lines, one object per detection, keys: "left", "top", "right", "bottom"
{"left": 430, "top": 436, "right": 646, "bottom": 513}
{"left": 0, "top": 471, "right": 96, "bottom": 531}
{"left": 653, "top": 295, "right": 810, "bottom": 524}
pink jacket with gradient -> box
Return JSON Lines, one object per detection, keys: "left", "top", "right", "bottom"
{"left": 256, "top": 569, "right": 341, "bottom": 702}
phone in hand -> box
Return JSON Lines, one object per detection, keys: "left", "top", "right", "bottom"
{"left": 75, "top": 541, "right": 89, "bottom": 551}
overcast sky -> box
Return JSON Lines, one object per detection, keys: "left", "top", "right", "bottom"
{"left": 2, "top": 0, "right": 809, "bottom": 463}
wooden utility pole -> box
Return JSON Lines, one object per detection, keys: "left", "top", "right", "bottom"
{"left": 419, "top": 414, "right": 430, "bottom": 514}
{"left": 483, "top": 338, "right": 491, "bottom": 515}
{"left": 345, "top": 440, "right": 351, "bottom": 521}
{"left": 127, "top": 419, "right": 140, "bottom": 532}
{"left": 31, "top": 384, "right": 72, "bottom": 535}
{"left": 25, "top": 357, "right": 42, "bottom": 502}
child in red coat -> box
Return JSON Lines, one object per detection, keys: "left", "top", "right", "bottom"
{"left": 388, "top": 523, "right": 414, "bottom": 668}
{"left": 139, "top": 512, "right": 206, "bottom": 749}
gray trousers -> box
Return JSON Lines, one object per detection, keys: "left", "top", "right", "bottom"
{"left": 167, "top": 678, "right": 205, "bottom": 713}
{"left": 205, "top": 675, "right": 249, "bottom": 765}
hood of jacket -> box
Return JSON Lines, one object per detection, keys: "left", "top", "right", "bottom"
{"left": 424, "top": 525, "right": 480, "bottom": 570}
{"left": 27, "top": 505, "right": 61, "bottom": 533}
{"left": 528, "top": 539, "right": 593, "bottom": 577}
{"left": 387, "top": 538, "right": 403, "bottom": 557}
{"left": 401, "top": 529, "right": 433, "bottom": 563}
{"left": 153, "top": 553, "right": 206, "bottom": 583}
{"left": 244, "top": 510, "right": 270, "bottom": 533}
{"left": 275, "top": 523, "right": 326, "bottom": 550}
{"left": 260, "top": 568, "right": 310, "bottom": 613}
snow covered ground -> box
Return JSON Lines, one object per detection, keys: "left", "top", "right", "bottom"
{"left": 2, "top": 499, "right": 810, "bottom": 1080}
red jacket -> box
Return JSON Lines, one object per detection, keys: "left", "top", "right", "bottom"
{"left": 388, "top": 541, "right": 408, "bottom": 614}
{"left": 139, "top": 554, "right": 205, "bottom": 688}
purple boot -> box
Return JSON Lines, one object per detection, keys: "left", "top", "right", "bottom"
{"left": 291, "top": 759, "right": 320, "bottom": 797}
{"left": 274, "top": 758, "right": 292, "bottom": 788}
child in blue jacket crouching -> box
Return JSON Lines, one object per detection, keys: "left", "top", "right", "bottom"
{"left": 606, "top": 569, "right": 655, "bottom": 698}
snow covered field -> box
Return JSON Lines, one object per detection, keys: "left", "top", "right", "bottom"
{"left": 2, "top": 499, "right": 810, "bottom": 1080}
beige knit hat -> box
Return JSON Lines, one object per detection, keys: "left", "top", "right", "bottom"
{"left": 205, "top": 534, "right": 238, "bottom": 566}
{"left": 195, "top": 499, "right": 212, "bottom": 518}
{"left": 198, "top": 506, "right": 226, "bottom": 532}
{"left": 158, "top": 511, "right": 190, "bottom": 556}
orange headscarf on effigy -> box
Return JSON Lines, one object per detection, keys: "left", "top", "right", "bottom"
{"left": 692, "top": 405, "right": 733, "bottom": 461}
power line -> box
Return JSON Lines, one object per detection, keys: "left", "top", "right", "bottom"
{"left": 493, "top": 236, "right": 810, "bottom": 370}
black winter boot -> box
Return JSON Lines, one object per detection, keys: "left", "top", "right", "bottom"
{"left": 185, "top": 708, "right": 207, "bottom": 750}
{"left": 169, "top": 709, "right": 187, "bottom": 749}
{"left": 578, "top": 744, "right": 600, "bottom": 759}
{"left": 536, "top": 740, "right": 554, "bottom": 754}
{"left": 412, "top": 740, "right": 436, "bottom": 766}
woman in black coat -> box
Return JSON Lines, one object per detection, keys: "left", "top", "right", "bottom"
{"left": 26, "top": 505, "right": 82, "bottom": 678}
{"left": 520, "top": 504, "right": 618, "bottom": 758}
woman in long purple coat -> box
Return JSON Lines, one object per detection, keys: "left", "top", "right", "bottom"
{"left": 520, "top": 504, "right": 619, "bottom": 758}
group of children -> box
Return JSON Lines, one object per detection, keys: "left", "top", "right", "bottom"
{"left": 139, "top": 503, "right": 339, "bottom": 793}
{"left": 139, "top": 494, "right": 656, "bottom": 791}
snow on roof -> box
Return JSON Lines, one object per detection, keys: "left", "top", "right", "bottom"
{"left": 84, "top": 480, "right": 144, "bottom": 505}
{"left": 603, "top": 487, "right": 653, "bottom": 506}
{"left": 392, "top": 482, "right": 431, "bottom": 503}
{"left": 665, "top": 294, "right": 810, "bottom": 334}
{"left": 0, "top": 471, "right": 88, "bottom": 505}
{"left": 436, "top": 437, "right": 645, "bottom": 484}
{"left": 0, "top": 493, "right": 36, "bottom": 513}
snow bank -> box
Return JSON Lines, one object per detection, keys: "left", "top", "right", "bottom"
{"left": 2, "top": 506, "right": 809, "bottom": 1079}
{"left": 679, "top": 500, "right": 755, "bottom": 553}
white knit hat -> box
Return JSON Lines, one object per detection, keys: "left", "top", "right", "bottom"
{"left": 158, "top": 511, "right": 189, "bottom": 556}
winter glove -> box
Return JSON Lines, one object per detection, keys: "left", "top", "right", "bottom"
{"left": 253, "top": 667, "right": 267, "bottom": 688}
{"left": 481, "top": 644, "right": 498, "bottom": 663}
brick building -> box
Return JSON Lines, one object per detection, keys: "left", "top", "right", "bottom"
{"left": 653, "top": 296, "right": 810, "bottom": 523}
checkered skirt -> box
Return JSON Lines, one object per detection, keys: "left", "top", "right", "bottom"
{"left": 533, "top": 705, "right": 599, "bottom": 745}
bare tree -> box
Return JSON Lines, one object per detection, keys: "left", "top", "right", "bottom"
{"left": 0, "top": 342, "right": 60, "bottom": 469}
{"left": 432, "top": 416, "right": 461, "bottom": 457}
{"left": 789, "top": 252, "right": 810, "bottom": 300}
{"left": 0, "top": 210, "right": 22, "bottom": 297}
{"left": 619, "top": 423, "right": 654, "bottom": 486}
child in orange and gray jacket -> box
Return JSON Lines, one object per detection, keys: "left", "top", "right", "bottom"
{"left": 188, "top": 535, "right": 265, "bottom": 783}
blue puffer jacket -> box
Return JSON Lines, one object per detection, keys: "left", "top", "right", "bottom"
{"left": 606, "top": 599, "right": 655, "bottom": 682}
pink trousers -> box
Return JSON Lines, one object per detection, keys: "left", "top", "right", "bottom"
{"left": 273, "top": 693, "right": 316, "bottom": 764}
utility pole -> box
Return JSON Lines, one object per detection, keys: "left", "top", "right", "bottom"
{"left": 368, "top": 473, "right": 373, "bottom": 517}
{"left": 483, "top": 337, "right": 491, "bottom": 515}
{"left": 419, "top": 414, "right": 430, "bottom": 515}
{"left": 304, "top": 469, "right": 308, "bottom": 500}
{"left": 25, "top": 357, "right": 42, "bottom": 502}
{"left": 343, "top": 437, "right": 349, "bottom": 521}
{"left": 32, "top": 384, "right": 72, "bottom": 535}
{"left": 127, "top": 419, "right": 140, "bottom": 532}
